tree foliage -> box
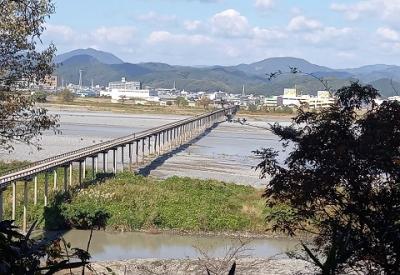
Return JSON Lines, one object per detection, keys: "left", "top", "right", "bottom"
{"left": 57, "top": 88, "right": 74, "bottom": 102}
{"left": 255, "top": 82, "right": 400, "bottom": 274}
{"left": 31, "top": 91, "right": 47, "bottom": 103}
{"left": 176, "top": 96, "right": 188, "bottom": 107}
{"left": 0, "top": 0, "right": 58, "bottom": 152}
{"left": 198, "top": 96, "right": 212, "bottom": 110}
{"left": 0, "top": 220, "right": 90, "bottom": 274}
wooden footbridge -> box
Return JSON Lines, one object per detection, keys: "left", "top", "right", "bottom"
{"left": 0, "top": 106, "right": 238, "bottom": 231}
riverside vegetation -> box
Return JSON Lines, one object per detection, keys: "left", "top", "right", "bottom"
{"left": 1, "top": 162, "right": 270, "bottom": 233}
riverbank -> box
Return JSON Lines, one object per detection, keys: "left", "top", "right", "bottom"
{"left": 86, "top": 258, "right": 314, "bottom": 275}
{"left": 40, "top": 97, "right": 296, "bottom": 119}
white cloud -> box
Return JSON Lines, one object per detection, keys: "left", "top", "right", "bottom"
{"left": 252, "top": 27, "right": 287, "bottom": 41}
{"left": 287, "top": 16, "right": 322, "bottom": 32}
{"left": 377, "top": 27, "right": 400, "bottom": 41}
{"left": 44, "top": 24, "right": 75, "bottom": 41}
{"left": 94, "top": 26, "right": 136, "bottom": 45}
{"left": 210, "top": 9, "right": 250, "bottom": 38}
{"left": 254, "top": 0, "right": 274, "bottom": 10}
{"left": 331, "top": 0, "right": 400, "bottom": 22}
{"left": 137, "top": 11, "right": 177, "bottom": 23}
{"left": 303, "top": 27, "right": 353, "bottom": 44}
{"left": 43, "top": 24, "right": 138, "bottom": 54}
{"left": 184, "top": 20, "right": 203, "bottom": 31}
{"left": 147, "top": 31, "right": 212, "bottom": 45}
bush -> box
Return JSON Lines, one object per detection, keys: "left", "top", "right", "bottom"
{"left": 31, "top": 91, "right": 47, "bottom": 103}
{"left": 58, "top": 89, "right": 75, "bottom": 102}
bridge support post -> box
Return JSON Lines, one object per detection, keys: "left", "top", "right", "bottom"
{"left": 112, "top": 149, "right": 117, "bottom": 174}
{"left": 103, "top": 152, "right": 107, "bottom": 173}
{"left": 167, "top": 130, "right": 170, "bottom": 150}
{"left": 153, "top": 135, "right": 156, "bottom": 156}
{"left": 174, "top": 128, "right": 177, "bottom": 146}
{"left": 95, "top": 156, "right": 98, "bottom": 174}
{"left": 44, "top": 173, "right": 48, "bottom": 207}
{"left": 142, "top": 139, "right": 145, "bottom": 163}
{"left": 121, "top": 146, "right": 125, "bottom": 172}
{"left": 79, "top": 161, "right": 82, "bottom": 187}
{"left": 158, "top": 132, "right": 161, "bottom": 155}
{"left": 34, "top": 176, "right": 38, "bottom": 205}
{"left": 69, "top": 163, "right": 73, "bottom": 186}
{"left": 178, "top": 126, "right": 182, "bottom": 145}
{"left": 64, "top": 166, "right": 68, "bottom": 192}
{"left": 12, "top": 181, "right": 16, "bottom": 219}
{"left": 92, "top": 157, "right": 95, "bottom": 179}
{"left": 136, "top": 141, "right": 139, "bottom": 165}
{"left": 147, "top": 136, "right": 152, "bottom": 156}
{"left": 0, "top": 189, "right": 3, "bottom": 221}
{"left": 83, "top": 159, "right": 86, "bottom": 179}
{"left": 53, "top": 169, "right": 57, "bottom": 191}
{"left": 128, "top": 143, "right": 132, "bottom": 171}
{"left": 23, "top": 181, "right": 28, "bottom": 233}
{"left": 161, "top": 131, "right": 165, "bottom": 152}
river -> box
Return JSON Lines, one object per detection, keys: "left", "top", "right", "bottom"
{"left": 62, "top": 230, "right": 298, "bottom": 261}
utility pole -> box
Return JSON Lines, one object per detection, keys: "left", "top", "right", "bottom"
{"left": 79, "top": 69, "right": 83, "bottom": 88}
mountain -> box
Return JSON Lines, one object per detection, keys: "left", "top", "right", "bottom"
{"left": 368, "top": 78, "right": 400, "bottom": 96}
{"left": 341, "top": 64, "right": 398, "bottom": 75}
{"left": 231, "top": 57, "right": 334, "bottom": 76}
{"left": 56, "top": 55, "right": 151, "bottom": 86}
{"left": 55, "top": 48, "right": 124, "bottom": 65}
{"left": 55, "top": 49, "right": 400, "bottom": 97}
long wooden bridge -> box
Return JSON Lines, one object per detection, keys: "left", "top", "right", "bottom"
{"left": 0, "top": 106, "right": 238, "bottom": 231}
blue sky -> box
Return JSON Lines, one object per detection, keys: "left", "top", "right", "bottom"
{"left": 43, "top": 0, "right": 400, "bottom": 68}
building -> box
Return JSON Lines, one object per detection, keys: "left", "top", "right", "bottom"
{"left": 282, "top": 88, "right": 302, "bottom": 107}
{"left": 104, "top": 78, "right": 156, "bottom": 101}
{"left": 263, "top": 96, "right": 279, "bottom": 107}
{"left": 109, "top": 77, "right": 141, "bottom": 90}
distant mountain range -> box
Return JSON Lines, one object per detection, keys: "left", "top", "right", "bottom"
{"left": 55, "top": 48, "right": 400, "bottom": 97}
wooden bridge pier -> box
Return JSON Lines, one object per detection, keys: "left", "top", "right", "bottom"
{"left": 0, "top": 107, "right": 238, "bottom": 232}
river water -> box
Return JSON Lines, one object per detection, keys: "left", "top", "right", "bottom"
{"left": 62, "top": 230, "right": 298, "bottom": 261}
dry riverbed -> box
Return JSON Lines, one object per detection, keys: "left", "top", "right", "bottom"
{"left": 2, "top": 106, "right": 291, "bottom": 187}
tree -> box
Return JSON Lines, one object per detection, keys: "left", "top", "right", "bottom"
{"left": 0, "top": 220, "right": 91, "bottom": 274}
{"left": 0, "top": 0, "right": 58, "bottom": 151}
{"left": 31, "top": 91, "right": 47, "bottom": 103}
{"left": 176, "top": 96, "right": 188, "bottom": 107}
{"left": 58, "top": 88, "right": 75, "bottom": 102}
{"left": 198, "top": 96, "right": 212, "bottom": 110}
{"left": 255, "top": 82, "right": 400, "bottom": 274}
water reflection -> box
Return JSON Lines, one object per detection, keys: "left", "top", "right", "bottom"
{"left": 63, "top": 230, "right": 298, "bottom": 261}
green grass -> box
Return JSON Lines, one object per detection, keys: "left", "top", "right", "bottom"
{"left": 61, "top": 173, "right": 267, "bottom": 232}
{"left": 1, "top": 159, "right": 268, "bottom": 233}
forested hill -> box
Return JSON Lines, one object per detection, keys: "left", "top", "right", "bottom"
{"left": 55, "top": 49, "right": 400, "bottom": 97}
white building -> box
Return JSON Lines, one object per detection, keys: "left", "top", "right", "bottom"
{"left": 388, "top": 96, "right": 400, "bottom": 102}
{"left": 103, "top": 78, "right": 156, "bottom": 101}
{"left": 282, "top": 88, "right": 302, "bottom": 107}
{"left": 280, "top": 88, "right": 335, "bottom": 108}
{"left": 263, "top": 96, "right": 278, "bottom": 107}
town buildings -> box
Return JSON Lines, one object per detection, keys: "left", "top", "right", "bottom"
{"left": 101, "top": 77, "right": 158, "bottom": 101}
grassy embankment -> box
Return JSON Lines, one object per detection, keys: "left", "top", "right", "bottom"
{"left": 1, "top": 161, "right": 269, "bottom": 233}
{"left": 43, "top": 97, "right": 206, "bottom": 116}
{"left": 43, "top": 96, "right": 296, "bottom": 118}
